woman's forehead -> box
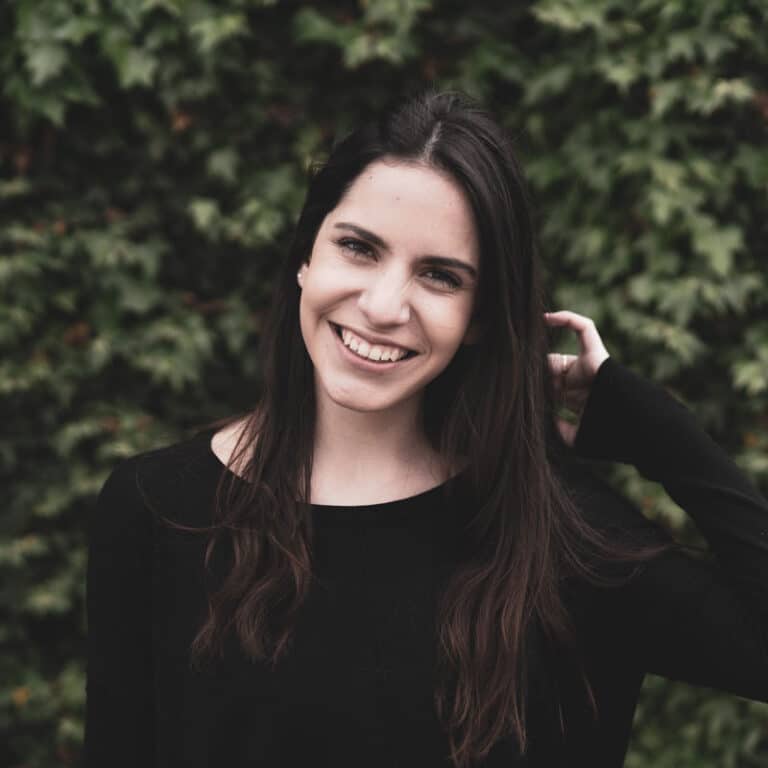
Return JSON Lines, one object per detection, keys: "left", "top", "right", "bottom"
{"left": 328, "top": 160, "right": 480, "bottom": 264}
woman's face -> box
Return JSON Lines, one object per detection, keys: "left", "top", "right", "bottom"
{"left": 298, "top": 159, "right": 480, "bottom": 415}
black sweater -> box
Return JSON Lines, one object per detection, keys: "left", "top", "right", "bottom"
{"left": 84, "top": 358, "right": 768, "bottom": 767}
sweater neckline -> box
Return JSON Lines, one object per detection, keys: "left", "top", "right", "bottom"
{"left": 196, "top": 427, "right": 460, "bottom": 521}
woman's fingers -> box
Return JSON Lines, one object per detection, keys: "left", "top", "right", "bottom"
{"left": 544, "top": 310, "right": 601, "bottom": 354}
{"left": 547, "top": 352, "right": 577, "bottom": 380}
{"left": 556, "top": 418, "right": 578, "bottom": 446}
{"left": 544, "top": 310, "right": 609, "bottom": 374}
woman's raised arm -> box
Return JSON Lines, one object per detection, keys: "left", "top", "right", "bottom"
{"left": 547, "top": 309, "right": 768, "bottom": 699}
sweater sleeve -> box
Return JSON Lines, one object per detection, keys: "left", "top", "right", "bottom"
{"left": 571, "top": 356, "right": 768, "bottom": 700}
{"left": 84, "top": 457, "right": 156, "bottom": 766}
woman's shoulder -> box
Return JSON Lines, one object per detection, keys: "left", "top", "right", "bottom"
{"left": 209, "top": 416, "right": 253, "bottom": 480}
{"left": 95, "top": 428, "right": 223, "bottom": 530}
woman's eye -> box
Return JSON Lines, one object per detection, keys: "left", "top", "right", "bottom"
{"left": 335, "top": 238, "right": 461, "bottom": 291}
{"left": 424, "top": 270, "right": 462, "bottom": 290}
{"left": 336, "top": 238, "right": 374, "bottom": 258}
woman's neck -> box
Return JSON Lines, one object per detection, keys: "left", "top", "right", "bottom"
{"left": 310, "top": 388, "right": 447, "bottom": 505}
{"left": 212, "top": 388, "right": 456, "bottom": 505}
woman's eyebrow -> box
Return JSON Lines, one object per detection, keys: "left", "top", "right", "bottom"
{"left": 332, "top": 221, "right": 478, "bottom": 279}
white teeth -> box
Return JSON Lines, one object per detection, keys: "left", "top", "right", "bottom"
{"left": 336, "top": 324, "right": 411, "bottom": 363}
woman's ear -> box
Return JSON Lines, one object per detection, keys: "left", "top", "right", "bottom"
{"left": 297, "top": 261, "right": 309, "bottom": 288}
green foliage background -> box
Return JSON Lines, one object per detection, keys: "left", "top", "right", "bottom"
{"left": 2, "top": 0, "right": 767, "bottom": 765}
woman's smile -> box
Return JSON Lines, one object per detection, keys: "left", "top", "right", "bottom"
{"left": 332, "top": 322, "right": 417, "bottom": 360}
{"left": 329, "top": 321, "right": 419, "bottom": 372}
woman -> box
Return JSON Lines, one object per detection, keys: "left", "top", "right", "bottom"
{"left": 85, "top": 90, "right": 768, "bottom": 767}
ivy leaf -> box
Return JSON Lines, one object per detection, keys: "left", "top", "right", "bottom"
{"left": 207, "top": 148, "right": 238, "bottom": 183}
{"left": 25, "top": 42, "right": 67, "bottom": 85}
{"left": 188, "top": 198, "right": 221, "bottom": 233}
{"left": 114, "top": 47, "right": 158, "bottom": 88}
{"left": 190, "top": 14, "right": 248, "bottom": 53}
{"left": 293, "top": 8, "right": 355, "bottom": 47}
{"left": 690, "top": 219, "right": 743, "bottom": 277}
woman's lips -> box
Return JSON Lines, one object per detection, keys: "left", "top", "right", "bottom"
{"left": 330, "top": 322, "right": 416, "bottom": 355}
{"left": 330, "top": 322, "right": 418, "bottom": 368}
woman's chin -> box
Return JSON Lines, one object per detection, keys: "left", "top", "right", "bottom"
{"left": 318, "top": 378, "right": 420, "bottom": 415}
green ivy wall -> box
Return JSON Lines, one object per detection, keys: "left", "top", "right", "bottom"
{"left": 2, "top": 0, "right": 767, "bottom": 765}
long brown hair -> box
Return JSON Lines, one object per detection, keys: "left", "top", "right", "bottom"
{"left": 186, "top": 90, "right": 671, "bottom": 766}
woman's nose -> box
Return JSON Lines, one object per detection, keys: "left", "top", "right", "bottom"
{"left": 357, "top": 269, "right": 411, "bottom": 326}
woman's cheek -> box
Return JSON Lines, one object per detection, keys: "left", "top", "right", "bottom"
{"left": 425, "top": 298, "right": 475, "bottom": 341}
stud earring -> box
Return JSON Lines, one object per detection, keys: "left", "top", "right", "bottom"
{"left": 297, "top": 270, "right": 303, "bottom": 287}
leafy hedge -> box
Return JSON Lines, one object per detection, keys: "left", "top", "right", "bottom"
{"left": 2, "top": 0, "right": 767, "bottom": 765}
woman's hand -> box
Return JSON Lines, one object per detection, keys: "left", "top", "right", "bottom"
{"left": 544, "top": 310, "right": 610, "bottom": 447}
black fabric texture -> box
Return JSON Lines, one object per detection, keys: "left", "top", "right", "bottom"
{"left": 84, "top": 358, "right": 768, "bottom": 767}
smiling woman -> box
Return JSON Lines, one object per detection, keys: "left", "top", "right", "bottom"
{"left": 298, "top": 160, "right": 480, "bottom": 451}
{"left": 85, "top": 90, "right": 768, "bottom": 768}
